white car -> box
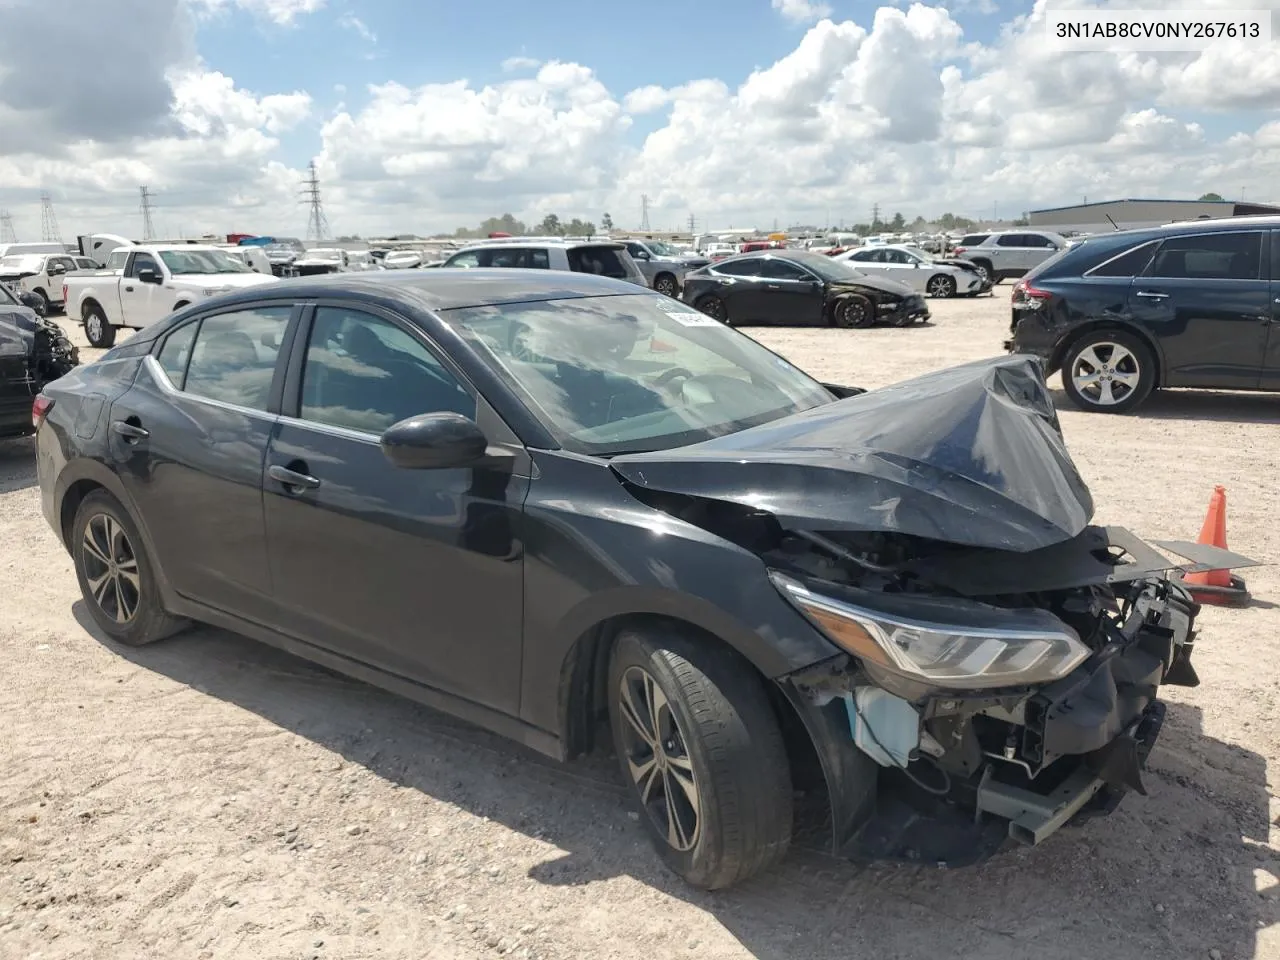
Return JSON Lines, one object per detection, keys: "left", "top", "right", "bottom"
{"left": 63, "top": 244, "right": 279, "bottom": 347}
{"left": 834, "top": 244, "right": 989, "bottom": 298}
{"left": 0, "top": 252, "right": 82, "bottom": 313}
{"left": 382, "top": 250, "right": 423, "bottom": 269}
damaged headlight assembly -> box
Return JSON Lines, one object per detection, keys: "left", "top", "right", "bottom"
{"left": 770, "top": 572, "right": 1091, "bottom": 691}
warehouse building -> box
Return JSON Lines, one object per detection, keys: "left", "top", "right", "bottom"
{"left": 1028, "top": 198, "right": 1280, "bottom": 235}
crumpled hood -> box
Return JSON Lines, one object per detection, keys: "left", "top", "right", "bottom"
{"left": 828, "top": 274, "right": 916, "bottom": 298}
{"left": 610, "top": 354, "right": 1093, "bottom": 552}
{"left": 931, "top": 257, "right": 979, "bottom": 270}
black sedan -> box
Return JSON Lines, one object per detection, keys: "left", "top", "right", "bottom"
{"left": 1, "top": 282, "right": 77, "bottom": 439}
{"left": 1006, "top": 216, "right": 1280, "bottom": 413}
{"left": 680, "top": 250, "right": 930, "bottom": 328}
{"left": 35, "top": 270, "right": 1236, "bottom": 888}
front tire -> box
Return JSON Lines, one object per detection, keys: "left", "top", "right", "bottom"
{"left": 82, "top": 303, "right": 116, "bottom": 348}
{"left": 608, "top": 629, "right": 792, "bottom": 890}
{"left": 833, "top": 295, "right": 874, "bottom": 328}
{"left": 32, "top": 288, "right": 51, "bottom": 315}
{"left": 72, "top": 490, "right": 187, "bottom": 646}
{"left": 926, "top": 274, "right": 956, "bottom": 298}
{"left": 1060, "top": 329, "right": 1155, "bottom": 414}
{"left": 694, "top": 295, "right": 730, "bottom": 325}
{"left": 971, "top": 260, "right": 993, "bottom": 284}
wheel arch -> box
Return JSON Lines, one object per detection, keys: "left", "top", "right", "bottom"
{"left": 80, "top": 296, "right": 104, "bottom": 318}
{"left": 1049, "top": 321, "right": 1164, "bottom": 385}
{"left": 557, "top": 611, "right": 843, "bottom": 847}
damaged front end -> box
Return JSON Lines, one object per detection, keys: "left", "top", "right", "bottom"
{"left": 611, "top": 355, "right": 1258, "bottom": 862}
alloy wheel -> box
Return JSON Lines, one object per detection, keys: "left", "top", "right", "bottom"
{"left": 926, "top": 275, "right": 955, "bottom": 297}
{"left": 696, "top": 297, "right": 726, "bottom": 322}
{"left": 617, "top": 665, "right": 701, "bottom": 852}
{"left": 85, "top": 314, "right": 102, "bottom": 342}
{"left": 1070, "top": 341, "right": 1141, "bottom": 407}
{"left": 655, "top": 276, "right": 678, "bottom": 298}
{"left": 81, "top": 513, "right": 141, "bottom": 624}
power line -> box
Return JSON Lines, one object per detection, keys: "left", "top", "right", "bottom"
{"left": 139, "top": 186, "right": 157, "bottom": 241}
{"left": 40, "top": 193, "right": 62, "bottom": 244}
{"left": 687, "top": 212, "right": 696, "bottom": 235}
{"left": 300, "top": 160, "right": 330, "bottom": 241}
{"left": 0, "top": 210, "right": 16, "bottom": 244}
{"left": 639, "top": 194, "right": 650, "bottom": 232}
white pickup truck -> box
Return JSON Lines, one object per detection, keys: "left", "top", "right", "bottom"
{"left": 62, "top": 244, "right": 280, "bottom": 347}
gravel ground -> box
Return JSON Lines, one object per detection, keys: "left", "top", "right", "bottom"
{"left": 1, "top": 290, "right": 1278, "bottom": 960}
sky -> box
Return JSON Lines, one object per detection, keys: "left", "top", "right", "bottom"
{"left": 0, "top": 0, "right": 1277, "bottom": 240}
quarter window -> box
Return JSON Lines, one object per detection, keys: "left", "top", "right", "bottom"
{"left": 155, "top": 322, "right": 198, "bottom": 386}
{"left": 182, "top": 306, "right": 292, "bottom": 409}
{"left": 1147, "top": 232, "right": 1262, "bottom": 280}
{"left": 1089, "top": 241, "right": 1159, "bottom": 278}
{"left": 299, "top": 307, "right": 474, "bottom": 435}
{"left": 481, "top": 247, "right": 550, "bottom": 269}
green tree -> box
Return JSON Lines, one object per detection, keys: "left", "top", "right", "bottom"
{"left": 889, "top": 211, "right": 905, "bottom": 231}
{"left": 601, "top": 212, "right": 614, "bottom": 232}
{"left": 1198, "top": 192, "right": 1225, "bottom": 202}
{"left": 563, "top": 218, "right": 596, "bottom": 237}
{"left": 538, "top": 213, "right": 563, "bottom": 235}
{"left": 909, "top": 216, "right": 927, "bottom": 231}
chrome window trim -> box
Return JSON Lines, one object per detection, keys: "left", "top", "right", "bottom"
{"left": 1083, "top": 239, "right": 1160, "bottom": 278}
{"left": 143, "top": 354, "right": 278, "bottom": 422}
{"left": 1135, "top": 229, "right": 1266, "bottom": 282}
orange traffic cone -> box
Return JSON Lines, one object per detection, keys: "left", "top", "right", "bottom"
{"left": 1181, "top": 486, "right": 1250, "bottom": 606}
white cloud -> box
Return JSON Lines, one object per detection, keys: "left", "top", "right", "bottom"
{"left": 772, "top": 0, "right": 833, "bottom": 24}
{"left": 191, "top": 0, "right": 325, "bottom": 25}
{"left": 2, "top": 0, "right": 1280, "bottom": 237}
{"left": 337, "top": 12, "right": 375, "bottom": 43}
{"left": 501, "top": 56, "right": 542, "bottom": 72}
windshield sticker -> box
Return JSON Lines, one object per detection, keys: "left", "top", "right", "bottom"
{"left": 654, "top": 299, "right": 721, "bottom": 326}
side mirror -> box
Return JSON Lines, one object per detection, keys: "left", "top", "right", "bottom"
{"left": 380, "top": 412, "right": 488, "bottom": 470}
{"left": 138, "top": 269, "right": 162, "bottom": 284}
{"left": 632, "top": 250, "right": 650, "bottom": 260}
{"left": 912, "top": 261, "right": 921, "bottom": 268}
{"left": 50, "top": 264, "right": 66, "bottom": 275}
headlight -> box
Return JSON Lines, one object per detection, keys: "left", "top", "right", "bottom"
{"left": 771, "top": 573, "right": 1089, "bottom": 690}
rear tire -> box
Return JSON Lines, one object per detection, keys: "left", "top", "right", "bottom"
{"left": 608, "top": 629, "right": 792, "bottom": 890}
{"left": 82, "top": 303, "right": 116, "bottom": 348}
{"left": 71, "top": 490, "right": 187, "bottom": 647}
{"left": 1060, "top": 329, "right": 1155, "bottom": 414}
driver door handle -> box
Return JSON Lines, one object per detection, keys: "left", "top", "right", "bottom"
{"left": 125, "top": 285, "right": 135, "bottom": 292}
{"left": 269, "top": 463, "right": 321, "bottom": 491}
{"left": 1135, "top": 290, "right": 1169, "bottom": 299}
{"left": 765, "top": 283, "right": 781, "bottom": 290}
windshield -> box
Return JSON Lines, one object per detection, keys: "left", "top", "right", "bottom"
{"left": 158, "top": 250, "right": 253, "bottom": 275}
{"left": 0, "top": 255, "right": 43, "bottom": 272}
{"left": 0, "top": 282, "right": 18, "bottom": 306}
{"left": 647, "top": 241, "right": 681, "bottom": 257}
{"left": 444, "top": 292, "right": 833, "bottom": 456}
{"left": 779, "top": 250, "right": 867, "bottom": 283}
{"left": 307, "top": 249, "right": 343, "bottom": 260}
{"left": 900, "top": 246, "right": 933, "bottom": 261}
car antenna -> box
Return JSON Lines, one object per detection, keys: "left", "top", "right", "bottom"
{"left": 1105, "top": 214, "right": 1122, "bottom": 231}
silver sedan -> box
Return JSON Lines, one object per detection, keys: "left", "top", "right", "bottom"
{"left": 834, "top": 244, "right": 987, "bottom": 297}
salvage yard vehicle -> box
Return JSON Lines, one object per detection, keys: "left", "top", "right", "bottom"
{"left": 951, "top": 230, "right": 1067, "bottom": 284}
{"left": 623, "top": 239, "right": 708, "bottom": 297}
{"left": 1006, "top": 215, "right": 1280, "bottom": 413}
{"left": 0, "top": 251, "right": 81, "bottom": 314}
{"left": 33, "top": 270, "right": 1253, "bottom": 890}
{"left": 440, "top": 237, "right": 648, "bottom": 288}
{"left": 834, "top": 244, "right": 991, "bottom": 298}
{"left": 681, "top": 250, "right": 930, "bottom": 328}
{"left": 62, "top": 244, "right": 280, "bottom": 348}
{"left": 0, "top": 282, "right": 77, "bottom": 439}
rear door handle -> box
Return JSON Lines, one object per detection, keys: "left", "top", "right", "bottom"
{"left": 765, "top": 284, "right": 781, "bottom": 290}
{"left": 110, "top": 420, "right": 149, "bottom": 441}
{"left": 1135, "top": 290, "right": 1169, "bottom": 299}
{"left": 125, "top": 285, "right": 134, "bottom": 292}
{"left": 268, "top": 464, "right": 321, "bottom": 491}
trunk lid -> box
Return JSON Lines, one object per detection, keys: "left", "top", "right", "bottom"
{"left": 610, "top": 355, "right": 1091, "bottom": 553}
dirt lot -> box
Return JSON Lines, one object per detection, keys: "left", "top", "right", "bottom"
{"left": 2, "top": 290, "right": 1278, "bottom": 960}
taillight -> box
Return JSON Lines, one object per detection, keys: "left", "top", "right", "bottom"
{"left": 953, "top": 247, "right": 967, "bottom": 255}
{"left": 32, "top": 394, "right": 53, "bottom": 429}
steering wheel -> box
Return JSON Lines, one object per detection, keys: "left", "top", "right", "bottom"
{"left": 649, "top": 366, "right": 694, "bottom": 399}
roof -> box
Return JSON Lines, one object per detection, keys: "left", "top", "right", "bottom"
{"left": 1066, "top": 213, "right": 1280, "bottom": 243}
{"left": 1030, "top": 197, "right": 1280, "bottom": 215}
{"left": 455, "top": 237, "right": 625, "bottom": 251}
{"left": 208, "top": 267, "right": 644, "bottom": 313}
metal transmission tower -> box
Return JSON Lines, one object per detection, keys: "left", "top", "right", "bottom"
{"left": 687, "top": 213, "right": 696, "bottom": 235}
{"left": 0, "top": 210, "right": 16, "bottom": 243}
{"left": 300, "top": 161, "right": 330, "bottom": 241}
{"left": 40, "top": 193, "right": 62, "bottom": 244}
{"left": 639, "top": 194, "right": 650, "bottom": 231}
{"left": 139, "top": 186, "right": 157, "bottom": 240}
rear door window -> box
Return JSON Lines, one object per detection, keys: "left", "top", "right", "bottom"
{"left": 761, "top": 259, "right": 812, "bottom": 281}
{"left": 567, "top": 246, "right": 631, "bottom": 279}
{"left": 996, "top": 234, "right": 1027, "bottom": 247}
{"left": 958, "top": 234, "right": 989, "bottom": 246}
{"left": 714, "top": 258, "right": 766, "bottom": 277}
{"left": 181, "top": 306, "right": 292, "bottom": 410}
{"left": 480, "top": 248, "right": 550, "bottom": 269}
{"left": 1146, "top": 232, "right": 1263, "bottom": 280}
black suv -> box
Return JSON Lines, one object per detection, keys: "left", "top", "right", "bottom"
{"left": 1005, "top": 216, "right": 1280, "bottom": 413}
